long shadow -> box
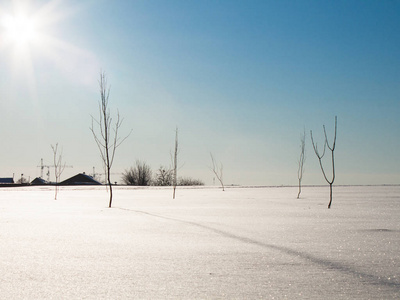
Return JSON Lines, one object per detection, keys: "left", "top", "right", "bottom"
{"left": 116, "top": 207, "right": 400, "bottom": 289}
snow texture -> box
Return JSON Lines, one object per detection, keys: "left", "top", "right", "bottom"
{"left": 0, "top": 185, "right": 399, "bottom": 299}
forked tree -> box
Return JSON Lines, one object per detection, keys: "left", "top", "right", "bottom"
{"left": 210, "top": 153, "right": 224, "bottom": 191}
{"left": 90, "top": 71, "right": 131, "bottom": 208}
{"left": 310, "top": 116, "right": 337, "bottom": 209}
{"left": 297, "top": 129, "right": 306, "bottom": 199}
{"left": 172, "top": 127, "right": 178, "bottom": 199}
{"left": 51, "top": 143, "right": 66, "bottom": 200}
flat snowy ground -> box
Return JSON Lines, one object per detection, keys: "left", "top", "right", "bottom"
{"left": 0, "top": 185, "right": 399, "bottom": 299}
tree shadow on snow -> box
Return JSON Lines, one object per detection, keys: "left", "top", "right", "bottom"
{"left": 116, "top": 207, "right": 399, "bottom": 290}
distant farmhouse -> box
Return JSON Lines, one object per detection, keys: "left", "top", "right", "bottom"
{"left": 0, "top": 178, "right": 14, "bottom": 186}
{"left": 30, "top": 177, "right": 48, "bottom": 185}
{"left": 59, "top": 173, "right": 101, "bottom": 186}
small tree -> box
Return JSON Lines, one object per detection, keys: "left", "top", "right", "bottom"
{"left": 155, "top": 166, "right": 173, "bottom": 186}
{"left": 90, "top": 71, "right": 131, "bottom": 207}
{"left": 297, "top": 129, "right": 306, "bottom": 199}
{"left": 122, "top": 161, "right": 153, "bottom": 186}
{"left": 51, "top": 143, "right": 66, "bottom": 200}
{"left": 310, "top": 116, "right": 337, "bottom": 209}
{"left": 210, "top": 153, "right": 224, "bottom": 191}
{"left": 172, "top": 127, "right": 178, "bottom": 199}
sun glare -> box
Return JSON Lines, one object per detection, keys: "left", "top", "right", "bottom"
{"left": 0, "top": 3, "right": 46, "bottom": 56}
{"left": 2, "top": 13, "right": 38, "bottom": 46}
{"left": 0, "top": 1, "right": 98, "bottom": 88}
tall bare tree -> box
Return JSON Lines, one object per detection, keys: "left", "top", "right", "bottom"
{"left": 210, "top": 153, "right": 224, "bottom": 191}
{"left": 51, "top": 143, "right": 66, "bottom": 200}
{"left": 172, "top": 127, "right": 178, "bottom": 199}
{"left": 310, "top": 116, "right": 337, "bottom": 209}
{"left": 90, "top": 71, "right": 131, "bottom": 208}
{"left": 297, "top": 129, "right": 306, "bottom": 199}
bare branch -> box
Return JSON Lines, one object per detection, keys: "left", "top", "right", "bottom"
{"left": 310, "top": 130, "right": 326, "bottom": 160}
{"left": 324, "top": 116, "right": 337, "bottom": 151}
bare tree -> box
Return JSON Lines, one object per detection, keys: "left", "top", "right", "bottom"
{"left": 297, "top": 129, "right": 306, "bottom": 199}
{"left": 310, "top": 116, "right": 337, "bottom": 209}
{"left": 90, "top": 71, "right": 131, "bottom": 208}
{"left": 51, "top": 143, "right": 66, "bottom": 200}
{"left": 210, "top": 153, "right": 224, "bottom": 191}
{"left": 172, "top": 127, "right": 178, "bottom": 199}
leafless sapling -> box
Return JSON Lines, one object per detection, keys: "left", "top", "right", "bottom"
{"left": 310, "top": 116, "right": 337, "bottom": 209}
{"left": 172, "top": 127, "right": 178, "bottom": 199}
{"left": 297, "top": 129, "right": 306, "bottom": 199}
{"left": 210, "top": 153, "right": 224, "bottom": 191}
{"left": 51, "top": 143, "right": 66, "bottom": 200}
{"left": 90, "top": 71, "right": 131, "bottom": 208}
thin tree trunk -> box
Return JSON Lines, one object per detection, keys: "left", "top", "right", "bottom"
{"left": 297, "top": 179, "right": 301, "bottom": 199}
{"left": 108, "top": 167, "right": 112, "bottom": 207}
{"left": 109, "top": 183, "right": 113, "bottom": 207}
{"left": 328, "top": 183, "right": 333, "bottom": 209}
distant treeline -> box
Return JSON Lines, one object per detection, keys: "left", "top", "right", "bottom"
{"left": 122, "top": 161, "right": 204, "bottom": 186}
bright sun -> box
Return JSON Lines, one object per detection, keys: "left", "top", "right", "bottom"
{"left": 0, "top": 1, "right": 98, "bottom": 88}
{"left": 2, "top": 13, "right": 38, "bottom": 46}
{"left": 0, "top": 1, "right": 56, "bottom": 66}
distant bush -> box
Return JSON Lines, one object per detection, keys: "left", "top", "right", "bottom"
{"left": 122, "top": 162, "right": 204, "bottom": 187}
{"left": 154, "top": 166, "right": 173, "bottom": 186}
{"left": 178, "top": 177, "right": 204, "bottom": 186}
{"left": 122, "top": 161, "right": 152, "bottom": 186}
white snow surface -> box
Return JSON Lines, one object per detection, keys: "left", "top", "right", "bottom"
{"left": 0, "top": 185, "right": 399, "bottom": 299}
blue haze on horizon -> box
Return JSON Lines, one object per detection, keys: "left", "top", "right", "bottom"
{"left": 0, "top": 0, "right": 399, "bottom": 186}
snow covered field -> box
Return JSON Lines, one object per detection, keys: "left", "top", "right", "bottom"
{"left": 0, "top": 185, "right": 399, "bottom": 299}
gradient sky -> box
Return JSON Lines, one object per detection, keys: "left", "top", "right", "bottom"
{"left": 0, "top": 0, "right": 399, "bottom": 186}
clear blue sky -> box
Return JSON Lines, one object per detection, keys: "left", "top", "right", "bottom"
{"left": 0, "top": 0, "right": 399, "bottom": 186}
